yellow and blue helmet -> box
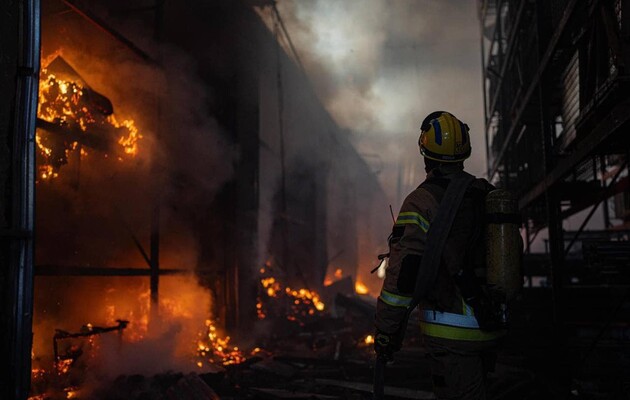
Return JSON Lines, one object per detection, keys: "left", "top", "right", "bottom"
{"left": 418, "top": 111, "right": 471, "bottom": 162}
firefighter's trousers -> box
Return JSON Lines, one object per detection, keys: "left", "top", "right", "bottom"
{"left": 424, "top": 336, "right": 498, "bottom": 400}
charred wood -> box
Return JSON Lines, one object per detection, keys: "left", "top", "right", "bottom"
{"left": 36, "top": 118, "right": 123, "bottom": 153}
{"left": 314, "top": 378, "right": 435, "bottom": 399}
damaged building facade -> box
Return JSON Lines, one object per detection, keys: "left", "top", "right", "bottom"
{"left": 1, "top": 0, "right": 389, "bottom": 398}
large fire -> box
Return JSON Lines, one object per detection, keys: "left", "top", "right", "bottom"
{"left": 36, "top": 55, "right": 141, "bottom": 181}
{"left": 30, "top": 276, "right": 248, "bottom": 399}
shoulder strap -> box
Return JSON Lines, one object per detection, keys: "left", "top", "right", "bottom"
{"left": 409, "top": 171, "right": 475, "bottom": 309}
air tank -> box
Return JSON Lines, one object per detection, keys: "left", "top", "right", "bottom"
{"left": 486, "top": 189, "right": 522, "bottom": 302}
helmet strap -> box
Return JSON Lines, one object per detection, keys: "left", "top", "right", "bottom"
{"left": 424, "top": 158, "right": 464, "bottom": 175}
{"left": 424, "top": 158, "right": 442, "bottom": 173}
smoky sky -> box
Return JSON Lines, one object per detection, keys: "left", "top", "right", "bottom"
{"left": 272, "top": 0, "right": 485, "bottom": 204}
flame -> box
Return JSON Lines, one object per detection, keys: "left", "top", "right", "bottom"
{"left": 196, "top": 320, "right": 245, "bottom": 366}
{"left": 364, "top": 335, "right": 374, "bottom": 345}
{"left": 36, "top": 61, "right": 142, "bottom": 180}
{"left": 55, "top": 359, "right": 73, "bottom": 375}
{"left": 324, "top": 268, "right": 344, "bottom": 286}
{"left": 258, "top": 273, "right": 326, "bottom": 325}
{"left": 355, "top": 281, "right": 369, "bottom": 295}
{"left": 110, "top": 115, "right": 140, "bottom": 156}
{"left": 65, "top": 387, "right": 80, "bottom": 399}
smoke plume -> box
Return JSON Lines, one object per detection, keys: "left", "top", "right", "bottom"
{"left": 273, "top": 0, "right": 485, "bottom": 204}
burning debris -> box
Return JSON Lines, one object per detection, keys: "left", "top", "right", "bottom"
{"left": 53, "top": 320, "right": 129, "bottom": 370}
{"left": 196, "top": 320, "right": 246, "bottom": 367}
{"left": 257, "top": 271, "right": 326, "bottom": 326}
{"left": 36, "top": 55, "right": 141, "bottom": 180}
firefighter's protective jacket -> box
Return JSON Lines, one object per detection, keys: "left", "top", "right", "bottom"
{"left": 375, "top": 164, "right": 502, "bottom": 341}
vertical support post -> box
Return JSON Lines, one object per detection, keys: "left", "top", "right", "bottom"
{"left": 0, "top": 1, "right": 40, "bottom": 398}
{"left": 535, "top": 12, "right": 569, "bottom": 395}
{"left": 536, "top": 0, "right": 564, "bottom": 329}
{"left": 600, "top": 155, "right": 611, "bottom": 228}
{"left": 274, "top": 12, "right": 289, "bottom": 274}
{"left": 479, "top": 9, "right": 491, "bottom": 177}
{"left": 150, "top": 202, "right": 160, "bottom": 308}
{"left": 497, "top": 1, "right": 511, "bottom": 189}
{"left": 150, "top": 0, "right": 163, "bottom": 315}
{"left": 231, "top": 6, "right": 260, "bottom": 332}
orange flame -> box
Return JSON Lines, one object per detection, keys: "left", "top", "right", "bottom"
{"left": 324, "top": 268, "right": 344, "bottom": 286}
{"left": 258, "top": 274, "right": 326, "bottom": 325}
{"left": 196, "top": 320, "right": 245, "bottom": 366}
{"left": 355, "top": 281, "right": 369, "bottom": 295}
{"left": 36, "top": 62, "right": 142, "bottom": 180}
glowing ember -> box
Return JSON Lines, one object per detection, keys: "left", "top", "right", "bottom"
{"left": 55, "top": 359, "right": 73, "bottom": 375}
{"left": 110, "top": 115, "right": 141, "bottom": 156}
{"left": 64, "top": 387, "right": 80, "bottom": 399}
{"left": 258, "top": 274, "right": 326, "bottom": 325}
{"left": 196, "top": 319, "right": 246, "bottom": 366}
{"left": 355, "top": 281, "right": 369, "bottom": 295}
{"left": 324, "top": 268, "right": 344, "bottom": 286}
{"left": 36, "top": 57, "right": 142, "bottom": 180}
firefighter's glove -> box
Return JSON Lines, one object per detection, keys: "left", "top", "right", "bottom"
{"left": 466, "top": 295, "right": 504, "bottom": 332}
{"left": 374, "top": 330, "right": 401, "bottom": 361}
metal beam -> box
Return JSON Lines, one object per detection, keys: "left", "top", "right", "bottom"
{"left": 519, "top": 95, "right": 630, "bottom": 210}
{"left": 486, "top": 0, "right": 528, "bottom": 122}
{"left": 61, "top": 0, "right": 157, "bottom": 64}
{"left": 560, "top": 176, "right": 629, "bottom": 220}
{"left": 489, "top": 0, "right": 579, "bottom": 181}
{"left": 35, "top": 265, "right": 187, "bottom": 276}
{"left": 563, "top": 161, "right": 628, "bottom": 256}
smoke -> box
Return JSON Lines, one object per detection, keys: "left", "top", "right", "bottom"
{"left": 274, "top": 0, "right": 486, "bottom": 198}
{"left": 32, "top": 6, "right": 235, "bottom": 385}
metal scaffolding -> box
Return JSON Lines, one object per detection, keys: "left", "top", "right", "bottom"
{"left": 480, "top": 0, "right": 630, "bottom": 286}
{"left": 479, "top": 0, "right": 630, "bottom": 391}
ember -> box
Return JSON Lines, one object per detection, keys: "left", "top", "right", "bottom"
{"left": 36, "top": 56, "right": 141, "bottom": 180}
{"left": 196, "top": 319, "right": 246, "bottom": 366}
{"left": 323, "top": 268, "right": 343, "bottom": 286}
{"left": 355, "top": 281, "right": 369, "bottom": 295}
{"left": 364, "top": 334, "right": 374, "bottom": 345}
{"left": 257, "top": 273, "right": 326, "bottom": 325}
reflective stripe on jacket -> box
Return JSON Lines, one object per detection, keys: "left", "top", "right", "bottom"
{"left": 374, "top": 164, "right": 500, "bottom": 341}
{"left": 421, "top": 300, "right": 505, "bottom": 341}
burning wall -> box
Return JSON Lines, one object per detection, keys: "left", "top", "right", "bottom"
{"left": 33, "top": 1, "right": 237, "bottom": 396}
{"left": 32, "top": 0, "right": 387, "bottom": 397}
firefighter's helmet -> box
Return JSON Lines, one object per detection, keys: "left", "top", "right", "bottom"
{"left": 418, "top": 111, "right": 471, "bottom": 162}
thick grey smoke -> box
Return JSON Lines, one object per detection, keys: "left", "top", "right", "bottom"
{"left": 274, "top": 0, "right": 485, "bottom": 205}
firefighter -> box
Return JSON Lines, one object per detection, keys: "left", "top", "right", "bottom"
{"left": 374, "top": 111, "right": 505, "bottom": 400}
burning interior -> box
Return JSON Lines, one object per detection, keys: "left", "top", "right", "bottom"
{"left": 30, "top": 1, "right": 390, "bottom": 399}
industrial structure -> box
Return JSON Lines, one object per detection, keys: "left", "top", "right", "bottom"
{"left": 480, "top": 0, "right": 630, "bottom": 394}
{"left": 1, "top": 1, "right": 389, "bottom": 398}
{"left": 2, "top": 0, "right": 630, "bottom": 398}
